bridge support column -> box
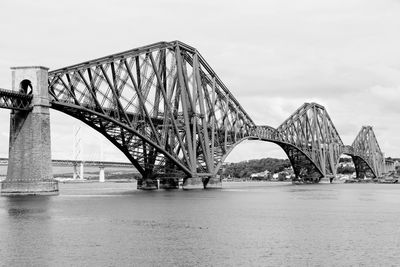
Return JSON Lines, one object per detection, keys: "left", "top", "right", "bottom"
{"left": 99, "top": 166, "right": 105, "bottom": 182}
{"left": 80, "top": 162, "right": 84, "bottom": 180}
{"left": 182, "top": 176, "right": 204, "bottom": 189}
{"left": 204, "top": 176, "right": 222, "bottom": 189}
{"left": 137, "top": 173, "right": 158, "bottom": 190}
{"left": 158, "top": 176, "right": 179, "bottom": 189}
{"left": 137, "top": 179, "right": 158, "bottom": 190}
{"left": 1, "top": 66, "right": 58, "bottom": 196}
{"left": 158, "top": 169, "right": 186, "bottom": 189}
{"left": 73, "top": 162, "right": 84, "bottom": 180}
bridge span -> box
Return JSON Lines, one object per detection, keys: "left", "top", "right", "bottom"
{"left": 0, "top": 41, "right": 386, "bottom": 195}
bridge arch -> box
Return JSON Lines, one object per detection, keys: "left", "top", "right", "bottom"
{"left": 51, "top": 102, "right": 192, "bottom": 179}
{"left": 340, "top": 153, "right": 377, "bottom": 179}
{"left": 214, "top": 136, "right": 324, "bottom": 182}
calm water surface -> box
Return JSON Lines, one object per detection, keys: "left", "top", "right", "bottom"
{"left": 1, "top": 182, "right": 400, "bottom": 266}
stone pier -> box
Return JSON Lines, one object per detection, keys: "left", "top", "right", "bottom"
{"left": 204, "top": 176, "right": 222, "bottom": 189}
{"left": 158, "top": 176, "right": 179, "bottom": 189}
{"left": 182, "top": 177, "right": 204, "bottom": 189}
{"left": 1, "top": 66, "right": 58, "bottom": 196}
{"left": 137, "top": 175, "right": 158, "bottom": 190}
{"left": 99, "top": 166, "right": 105, "bottom": 182}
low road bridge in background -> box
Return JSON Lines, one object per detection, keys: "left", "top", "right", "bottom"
{"left": 0, "top": 158, "right": 137, "bottom": 183}
{"left": 0, "top": 158, "right": 137, "bottom": 168}
{"left": 0, "top": 41, "right": 387, "bottom": 195}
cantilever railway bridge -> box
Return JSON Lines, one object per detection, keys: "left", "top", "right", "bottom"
{"left": 0, "top": 41, "right": 385, "bottom": 190}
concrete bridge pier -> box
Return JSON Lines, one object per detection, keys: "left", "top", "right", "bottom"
{"left": 137, "top": 179, "right": 158, "bottom": 190}
{"left": 73, "top": 162, "right": 84, "bottom": 180}
{"left": 137, "top": 172, "right": 158, "bottom": 190}
{"left": 204, "top": 176, "right": 222, "bottom": 189}
{"left": 182, "top": 174, "right": 222, "bottom": 189}
{"left": 1, "top": 66, "right": 58, "bottom": 196}
{"left": 182, "top": 176, "right": 205, "bottom": 189}
{"left": 158, "top": 175, "right": 179, "bottom": 189}
{"left": 99, "top": 166, "right": 105, "bottom": 182}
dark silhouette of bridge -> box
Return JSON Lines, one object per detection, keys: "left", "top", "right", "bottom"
{"left": 0, "top": 41, "right": 385, "bottom": 193}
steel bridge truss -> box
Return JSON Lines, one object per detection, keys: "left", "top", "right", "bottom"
{"left": 254, "top": 103, "right": 344, "bottom": 182}
{"left": 0, "top": 40, "right": 386, "bottom": 184}
{"left": 48, "top": 41, "right": 255, "bottom": 185}
{"left": 344, "top": 126, "right": 384, "bottom": 178}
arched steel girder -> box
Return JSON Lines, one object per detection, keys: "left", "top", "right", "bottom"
{"left": 277, "top": 143, "right": 324, "bottom": 182}
{"left": 350, "top": 126, "right": 384, "bottom": 178}
{"left": 50, "top": 101, "right": 192, "bottom": 178}
{"left": 214, "top": 136, "right": 324, "bottom": 182}
{"left": 351, "top": 155, "right": 377, "bottom": 179}
{"left": 342, "top": 153, "right": 377, "bottom": 179}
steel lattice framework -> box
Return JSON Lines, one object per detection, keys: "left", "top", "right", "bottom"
{"left": 343, "top": 126, "right": 384, "bottom": 178}
{"left": 0, "top": 40, "right": 387, "bottom": 184}
{"left": 0, "top": 88, "right": 32, "bottom": 111}
{"left": 47, "top": 41, "right": 255, "bottom": 185}
{"left": 275, "top": 103, "right": 344, "bottom": 181}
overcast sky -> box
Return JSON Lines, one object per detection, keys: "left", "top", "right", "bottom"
{"left": 0, "top": 0, "right": 399, "bottom": 162}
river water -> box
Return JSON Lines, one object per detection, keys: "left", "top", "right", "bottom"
{"left": 1, "top": 182, "right": 400, "bottom": 266}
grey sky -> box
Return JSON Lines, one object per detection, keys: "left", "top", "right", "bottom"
{"left": 0, "top": 0, "right": 399, "bottom": 162}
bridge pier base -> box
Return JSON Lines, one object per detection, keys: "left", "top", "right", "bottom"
{"left": 99, "top": 166, "right": 105, "bottom": 182}
{"left": 1, "top": 66, "right": 58, "bottom": 196}
{"left": 182, "top": 177, "right": 204, "bottom": 189}
{"left": 159, "top": 177, "right": 179, "bottom": 189}
{"left": 204, "top": 176, "right": 222, "bottom": 189}
{"left": 137, "top": 178, "right": 158, "bottom": 190}
{"left": 158, "top": 170, "right": 186, "bottom": 189}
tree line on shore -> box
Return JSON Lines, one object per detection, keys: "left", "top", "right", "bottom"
{"left": 222, "top": 158, "right": 291, "bottom": 178}
{"left": 222, "top": 157, "right": 359, "bottom": 178}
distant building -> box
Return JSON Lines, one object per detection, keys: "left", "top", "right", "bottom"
{"left": 250, "top": 170, "right": 270, "bottom": 179}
